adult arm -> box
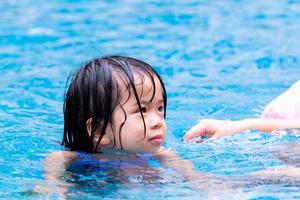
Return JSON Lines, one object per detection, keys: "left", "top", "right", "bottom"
{"left": 184, "top": 118, "right": 300, "bottom": 142}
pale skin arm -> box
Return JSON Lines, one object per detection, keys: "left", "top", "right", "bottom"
{"left": 245, "top": 142, "right": 300, "bottom": 180}
{"left": 184, "top": 118, "right": 300, "bottom": 142}
{"left": 36, "top": 151, "right": 79, "bottom": 200}
{"left": 155, "top": 147, "right": 194, "bottom": 172}
{"left": 155, "top": 147, "right": 233, "bottom": 191}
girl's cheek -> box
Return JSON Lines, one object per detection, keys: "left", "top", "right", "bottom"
{"left": 163, "top": 120, "right": 167, "bottom": 130}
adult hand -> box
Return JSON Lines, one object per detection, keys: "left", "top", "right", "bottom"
{"left": 184, "top": 119, "right": 236, "bottom": 143}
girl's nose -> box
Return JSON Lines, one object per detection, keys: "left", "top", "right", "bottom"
{"left": 150, "top": 115, "right": 163, "bottom": 129}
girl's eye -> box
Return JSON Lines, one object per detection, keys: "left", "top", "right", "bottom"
{"left": 141, "top": 107, "right": 147, "bottom": 113}
{"left": 158, "top": 106, "right": 164, "bottom": 112}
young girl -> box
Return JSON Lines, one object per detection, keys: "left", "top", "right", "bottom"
{"left": 184, "top": 80, "right": 300, "bottom": 141}
{"left": 42, "top": 56, "right": 228, "bottom": 199}
{"left": 63, "top": 55, "right": 167, "bottom": 154}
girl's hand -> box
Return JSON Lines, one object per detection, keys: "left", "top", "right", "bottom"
{"left": 184, "top": 119, "right": 237, "bottom": 143}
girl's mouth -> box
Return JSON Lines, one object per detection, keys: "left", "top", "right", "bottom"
{"left": 149, "top": 135, "right": 163, "bottom": 144}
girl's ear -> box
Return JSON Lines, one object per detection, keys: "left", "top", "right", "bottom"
{"left": 86, "top": 118, "right": 93, "bottom": 136}
{"left": 99, "top": 135, "right": 111, "bottom": 145}
{"left": 86, "top": 118, "right": 111, "bottom": 146}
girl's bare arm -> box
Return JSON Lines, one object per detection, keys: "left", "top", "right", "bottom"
{"left": 36, "top": 151, "right": 79, "bottom": 199}
{"left": 155, "top": 147, "right": 233, "bottom": 192}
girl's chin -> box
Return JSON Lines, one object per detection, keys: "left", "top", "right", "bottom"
{"left": 137, "top": 146, "right": 162, "bottom": 154}
{"left": 118, "top": 145, "right": 163, "bottom": 154}
{"left": 146, "top": 146, "right": 163, "bottom": 154}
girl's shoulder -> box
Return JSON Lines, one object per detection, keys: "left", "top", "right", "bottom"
{"left": 47, "top": 150, "right": 79, "bottom": 160}
{"left": 44, "top": 150, "right": 80, "bottom": 170}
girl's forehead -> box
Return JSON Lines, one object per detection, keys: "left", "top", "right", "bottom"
{"left": 134, "top": 73, "right": 162, "bottom": 97}
{"left": 116, "top": 72, "right": 162, "bottom": 103}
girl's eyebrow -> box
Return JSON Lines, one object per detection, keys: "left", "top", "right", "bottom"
{"left": 157, "top": 99, "right": 164, "bottom": 104}
{"left": 140, "top": 99, "right": 164, "bottom": 105}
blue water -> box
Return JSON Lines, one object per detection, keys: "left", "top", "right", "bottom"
{"left": 1, "top": 0, "right": 300, "bottom": 199}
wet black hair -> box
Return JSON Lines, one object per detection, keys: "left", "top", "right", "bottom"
{"left": 62, "top": 56, "right": 167, "bottom": 153}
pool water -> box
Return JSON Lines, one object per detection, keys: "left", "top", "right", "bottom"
{"left": 1, "top": 0, "right": 300, "bottom": 199}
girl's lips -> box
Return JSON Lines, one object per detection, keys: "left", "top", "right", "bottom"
{"left": 149, "top": 135, "right": 163, "bottom": 144}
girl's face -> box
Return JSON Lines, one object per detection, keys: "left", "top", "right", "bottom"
{"left": 100, "top": 73, "right": 167, "bottom": 153}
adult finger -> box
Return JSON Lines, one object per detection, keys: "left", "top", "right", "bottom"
{"left": 210, "top": 133, "right": 220, "bottom": 140}
{"left": 184, "top": 123, "right": 206, "bottom": 143}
